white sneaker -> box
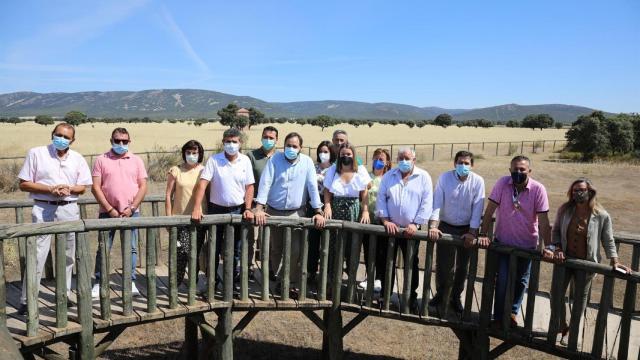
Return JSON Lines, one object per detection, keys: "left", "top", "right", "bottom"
{"left": 131, "top": 282, "right": 140, "bottom": 297}
{"left": 91, "top": 283, "right": 100, "bottom": 299}
{"left": 373, "top": 280, "right": 382, "bottom": 293}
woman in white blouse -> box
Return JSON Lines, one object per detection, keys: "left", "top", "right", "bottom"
{"left": 323, "top": 142, "right": 371, "bottom": 276}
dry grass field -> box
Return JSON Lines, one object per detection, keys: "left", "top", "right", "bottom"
{"left": 0, "top": 122, "right": 566, "bottom": 158}
{"left": 1, "top": 123, "right": 638, "bottom": 359}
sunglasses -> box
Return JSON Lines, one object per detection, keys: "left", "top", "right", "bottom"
{"left": 112, "top": 139, "right": 130, "bottom": 145}
{"left": 54, "top": 133, "right": 72, "bottom": 140}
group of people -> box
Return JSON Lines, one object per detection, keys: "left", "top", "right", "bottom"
{"left": 16, "top": 122, "right": 632, "bottom": 344}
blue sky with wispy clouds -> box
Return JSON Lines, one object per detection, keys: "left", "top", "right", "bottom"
{"left": 0, "top": 0, "right": 638, "bottom": 112}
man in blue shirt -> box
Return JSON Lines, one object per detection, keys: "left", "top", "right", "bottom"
{"left": 254, "top": 132, "right": 325, "bottom": 299}
{"left": 377, "top": 147, "right": 433, "bottom": 313}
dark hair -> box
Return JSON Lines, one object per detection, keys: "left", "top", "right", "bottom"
{"left": 222, "top": 128, "right": 242, "bottom": 141}
{"left": 371, "top": 148, "right": 392, "bottom": 174}
{"left": 181, "top": 140, "right": 204, "bottom": 163}
{"left": 284, "top": 132, "right": 303, "bottom": 147}
{"left": 111, "top": 127, "right": 129, "bottom": 138}
{"left": 336, "top": 142, "right": 358, "bottom": 173}
{"left": 454, "top": 150, "right": 474, "bottom": 166}
{"left": 51, "top": 122, "right": 75, "bottom": 139}
{"left": 316, "top": 140, "right": 334, "bottom": 163}
{"left": 262, "top": 126, "right": 278, "bottom": 139}
{"left": 511, "top": 155, "right": 531, "bottom": 166}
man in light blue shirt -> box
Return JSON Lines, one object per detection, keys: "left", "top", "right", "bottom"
{"left": 254, "top": 132, "right": 325, "bottom": 299}
{"left": 427, "top": 150, "right": 485, "bottom": 314}
{"left": 377, "top": 147, "right": 433, "bottom": 313}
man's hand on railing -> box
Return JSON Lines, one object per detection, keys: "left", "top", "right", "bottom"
{"left": 461, "top": 233, "right": 475, "bottom": 248}
{"left": 428, "top": 228, "right": 442, "bottom": 241}
{"left": 254, "top": 208, "right": 269, "bottom": 226}
{"left": 477, "top": 236, "right": 491, "bottom": 249}
{"left": 404, "top": 224, "right": 418, "bottom": 238}
{"left": 243, "top": 209, "right": 254, "bottom": 222}
{"left": 611, "top": 258, "right": 631, "bottom": 274}
{"left": 312, "top": 214, "right": 325, "bottom": 229}
{"left": 382, "top": 219, "right": 398, "bottom": 235}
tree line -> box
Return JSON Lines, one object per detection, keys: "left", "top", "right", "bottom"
{"left": 0, "top": 106, "right": 569, "bottom": 131}
{"left": 565, "top": 111, "right": 640, "bottom": 160}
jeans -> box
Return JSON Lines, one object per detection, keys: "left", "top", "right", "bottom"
{"left": 493, "top": 251, "right": 532, "bottom": 321}
{"left": 95, "top": 212, "right": 139, "bottom": 281}
{"left": 208, "top": 203, "right": 243, "bottom": 282}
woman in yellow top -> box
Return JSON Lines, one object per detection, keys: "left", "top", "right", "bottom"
{"left": 165, "top": 140, "right": 207, "bottom": 286}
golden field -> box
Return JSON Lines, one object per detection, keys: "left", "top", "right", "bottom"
{"left": 0, "top": 122, "right": 566, "bottom": 158}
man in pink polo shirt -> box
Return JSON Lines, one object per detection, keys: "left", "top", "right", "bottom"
{"left": 17, "top": 123, "right": 92, "bottom": 314}
{"left": 477, "top": 155, "right": 553, "bottom": 328}
{"left": 91, "top": 127, "right": 148, "bottom": 298}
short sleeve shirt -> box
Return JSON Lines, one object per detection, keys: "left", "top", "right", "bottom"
{"left": 201, "top": 152, "right": 255, "bottom": 207}
{"left": 247, "top": 148, "right": 275, "bottom": 196}
{"left": 323, "top": 164, "right": 372, "bottom": 197}
{"left": 18, "top": 145, "right": 92, "bottom": 201}
{"left": 489, "top": 176, "right": 549, "bottom": 249}
{"left": 169, "top": 164, "right": 205, "bottom": 215}
{"left": 92, "top": 151, "right": 148, "bottom": 213}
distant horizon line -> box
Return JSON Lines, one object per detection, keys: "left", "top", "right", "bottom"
{"left": 1, "top": 88, "right": 633, "bottom": 114}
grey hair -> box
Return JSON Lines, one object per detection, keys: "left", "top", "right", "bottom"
{"left": 222, "top": 128, "right": 243, "bottom": 141}
{"left": 332, "top": 129, "right": 348, "bottom": 139}
{"left": 397, "top": 147, "right": 416, "bottom": 158}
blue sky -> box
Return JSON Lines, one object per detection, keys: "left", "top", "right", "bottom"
{"left": 0, "top": 0, "right": 638, "bottom": 112}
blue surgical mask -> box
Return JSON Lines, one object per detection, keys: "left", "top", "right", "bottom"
{"left": 398, "top": 160, "right": 413, "bottom": 173}
{"left": 373, "top": 159, "right": 385, "bottom": 170}
{"left": 52, "top": 136, "right": 70, "bottom": 151}
{"left": 185, "top": 154, "right": 199, "bottom": 165}
{"left": 112, "top": 143, "right": 128, "bottom": 155}
{"left": 284, "top": 146, "right": 299, "bottom": 160}
{"left": 261, "top": 138, "right": 275, "bottom": 151}
{"left": 455, "top": 164, "right": 471, "bottom": 177}
{"left": 224, "top": 142, "right": 240, "bottom": 156}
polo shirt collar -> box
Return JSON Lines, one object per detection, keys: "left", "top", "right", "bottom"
{"left": 107, "top": 150, "right": 132, "bottom": 159}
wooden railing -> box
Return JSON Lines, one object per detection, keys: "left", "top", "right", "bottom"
{"left": 0, "top": 201, "right": 638, "bottom": 359}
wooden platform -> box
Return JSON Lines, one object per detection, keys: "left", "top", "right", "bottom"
{"left": 4, "top": 264, "right": 332, "bottom": 349}
{"left": 4, "top": 263, "right": 638, "bottom": 358}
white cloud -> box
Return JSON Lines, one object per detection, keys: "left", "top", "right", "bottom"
{"left": 159, "top": 5, "right": 211, "bottom": 76}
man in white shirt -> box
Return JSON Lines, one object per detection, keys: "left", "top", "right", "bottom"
{"left": 377, "top": 147, "right": 433, "bottom": 313}
{"left": 192, "top": 128, "right": 255, "bottom": 287}
{"left": 427, "top": 151, "right": 485, "bottom": 314}
{"left": 17, "top": 123, "right": 92, "bottom": 314}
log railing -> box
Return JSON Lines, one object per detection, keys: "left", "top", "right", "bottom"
{"left": 0, "top": 208, "right": 638, "bottom": 359}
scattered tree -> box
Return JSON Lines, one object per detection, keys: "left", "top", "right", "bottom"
{"left": 433, "top": 113, "right": 452, "bottom": 128}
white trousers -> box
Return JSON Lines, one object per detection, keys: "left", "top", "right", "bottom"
{"left": 20, "top": 202, "right": 78, "bottom": 304}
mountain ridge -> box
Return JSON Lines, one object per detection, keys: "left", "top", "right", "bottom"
{"left": 0, "top": 89, "right": 615, "bottom": 123}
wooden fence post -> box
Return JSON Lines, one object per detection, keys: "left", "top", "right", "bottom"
{"left": 322, "top": 229, "right": 344, "bottom": 360}
{"left": 75, "top": 232, "right": 95, "bottom": 359}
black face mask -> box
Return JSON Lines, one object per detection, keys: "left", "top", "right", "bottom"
{"left": 573, "top": 191, "right": 589, "bottom": 203}
{"left": 511, "top": 171, "right": 527, "bottom": 185}
{"left": 340, "top": 156, "right": 353, "bottom": 166}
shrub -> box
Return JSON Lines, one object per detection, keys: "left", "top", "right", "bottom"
{"left": 146, "top": 147, "right": 181, "bottom": 182}
{"left": 0, "top": 161, "right": 21, "bottom": 192}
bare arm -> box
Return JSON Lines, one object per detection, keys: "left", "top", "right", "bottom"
{"left": 165, "top": 173, "right": 176, "bottom": 216}
{"left": 91, "top": 176, "right": 113, "bottom": 211}
{"left": 190, "top": 179, "right": 209, "bottom": 222}
{"left": 131, "top": 178, "right": 147, "bottom": 211}
{"left": 19, "top": 180, "right": 56, "bottom": 195}
{"left": 538, "top": 212, "right": 552, "bottom": 246}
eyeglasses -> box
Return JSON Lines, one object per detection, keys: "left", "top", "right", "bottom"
{"left": 112, "top": 139, "right": 130, "bottom": 145}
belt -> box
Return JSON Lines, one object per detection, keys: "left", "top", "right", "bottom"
{"left": 34, "top": 199, "right": 76, "bottom": 206}
{"left": 440, "top": 221, "right": 470, "bottom": 230}
{"left": 210, "top": 203, "right": 244, "bottom": 212}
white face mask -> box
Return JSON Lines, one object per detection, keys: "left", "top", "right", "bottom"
{"left": 185, "top": 153, "right": 199, "bottom": 165}
{"left": 224, "top": 142, "right": 240, "bottom": 156}
{"left": 319, "top": 153, "right": 331, "bottom": 163}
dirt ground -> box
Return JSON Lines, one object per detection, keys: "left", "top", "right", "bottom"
{"left": 1, "top": 151, "right": 638, "bottom": 359}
